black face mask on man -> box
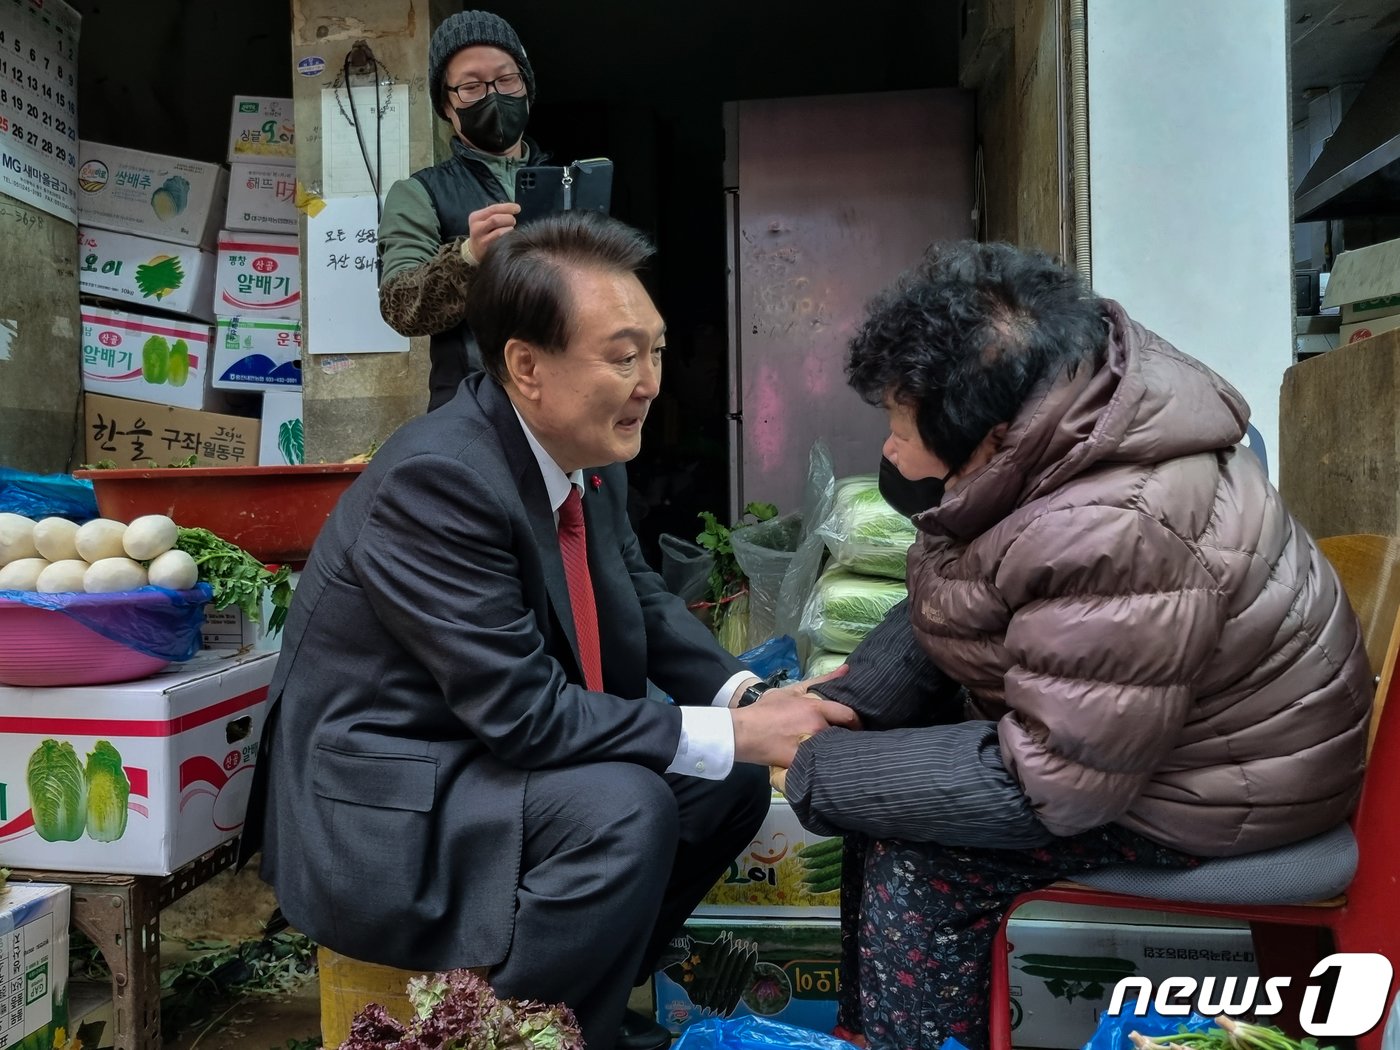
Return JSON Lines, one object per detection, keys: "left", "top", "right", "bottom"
{"left": 878, "top": 455, "right": 949, "bottom": 518}
{"left": 453, "top": 91, "right": 529, "bottom": 154}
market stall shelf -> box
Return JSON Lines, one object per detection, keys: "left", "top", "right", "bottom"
{"left": 8, "top": 839, "right": 241, "bottom": 1050}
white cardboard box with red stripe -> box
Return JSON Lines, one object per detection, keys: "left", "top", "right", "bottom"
{"left": 214, "top": 231, "right": 300, "bottom": 320}
{"left": 81, "top": 306, "right": 221, "bottom": 411}
{"left": 0, "top": 651, "right": 275, "bottom": 876}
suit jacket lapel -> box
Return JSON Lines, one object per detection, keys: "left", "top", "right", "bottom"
{"left": 475, "top": 378, "right": 583, "bottom": 678}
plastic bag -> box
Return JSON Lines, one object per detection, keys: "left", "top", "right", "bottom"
{"left": 0, "top": 584, "right": 213, "bottom": 661}
{"left": 732, "top": 512, "right": 804, "bottom": 651}
{"left": 660, "top": 532, "right": 714, "bottom": 604}
{"left": 816, "top": 474, "right": 915, "bottom": 580}
{"left": 803, "top": 649, "right": 846, "bottom": 678}
{"left": 739, "top": 634, "right": 801, "bottom": 685}
{"left": 799, "top": 566, "right": 906, "bottom": 654}
{"left": 775, "top": 442, "right": 837, "bottom": 648}
{"left": 0, "top": 469, "right": 99, "bottom": 522}
{"left": 673, "top": 1016, "right": 859, "bottom": 1050}
{"left": 1081, "top": 998, "right": 1214, "bottom": 1050}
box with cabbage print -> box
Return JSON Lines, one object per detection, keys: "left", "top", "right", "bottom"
{"left": 0, "top": 651, "right": 275, "bottom": 876}
{"left": 654, "top": 918, "right": 840, "bottom": 1037}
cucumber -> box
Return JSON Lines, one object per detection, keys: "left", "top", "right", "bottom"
{"left": 802, "top": 873, "right": 842, "bottom": 895}
{"left": 797, "top": 838, "right": 842, "bottom": 861}
{"left": 800, "top": 858, "right": 843, "bottom": 883}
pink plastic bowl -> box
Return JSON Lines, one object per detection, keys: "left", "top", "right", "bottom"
{"left": 0, "top": 597, "right": 173, "bottom": 687}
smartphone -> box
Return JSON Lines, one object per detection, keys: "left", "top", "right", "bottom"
{"left": 514, "top": 158, "right": 614, "bottom": 225}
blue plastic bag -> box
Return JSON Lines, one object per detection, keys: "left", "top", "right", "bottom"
{"left": 0, "top": 468, "right": 99, "bottom": 522}
{"left": 739, "top": 635, "right": 801, "bottom": 686}
{"left": 1081, "top": 998, "right": 1215, "bottom": 1050}
{"left": 0, "top": 584, "right": 213, "bottom": 661}
{"left": 673, "top": 1016, "right": 859, "bottom": 1050}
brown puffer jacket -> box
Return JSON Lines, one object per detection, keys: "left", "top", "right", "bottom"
{"left": 907, "top": 303, "right": 1372, "bottom": 856}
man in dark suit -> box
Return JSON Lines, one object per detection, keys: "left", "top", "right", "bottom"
{"left": 240, "top": 212, "right": 857, "bottom": 1050}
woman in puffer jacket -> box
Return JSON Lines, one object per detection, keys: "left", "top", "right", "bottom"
{"left": 776, "top": 241, "right": 1372, "bottom": 1050}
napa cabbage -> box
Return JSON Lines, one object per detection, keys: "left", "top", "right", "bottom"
{"left": 26, "top": 739, "right": 86, "bottom": 842}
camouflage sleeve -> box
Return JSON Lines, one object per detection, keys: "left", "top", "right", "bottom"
{"left": 377, "top": 177, "right": 478, "bottom": 337}
{"left": 378, "top": 239, "right": 478, "bottom": 336}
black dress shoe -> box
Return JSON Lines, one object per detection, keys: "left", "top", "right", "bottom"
{"left": 616, "top": 1008, "right": 672, "bottom": 1050}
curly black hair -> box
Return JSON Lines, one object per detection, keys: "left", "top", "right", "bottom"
{"left": 847, "top": 240, "right": 1109, "bottom": 473}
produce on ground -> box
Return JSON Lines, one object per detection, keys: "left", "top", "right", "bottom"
{"left": 1129, "top": 1016, "right": 1334, "bottom": 1050}
{"left": 342, "top": 967, "right": 584, "bottom": 1050}
{"left": 801, "top": 565, "right": 907, "bottom": 654}
{"left": 818, "top": 474, "right": 916, "bottom": 579}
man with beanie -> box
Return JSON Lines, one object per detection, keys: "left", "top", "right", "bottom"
{"left": 378, "top": 9, "right": 541, "bottom": 411}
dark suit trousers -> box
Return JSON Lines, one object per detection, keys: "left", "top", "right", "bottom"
{"left": 488, "top": 758, "right": 770, "bottom": 1050}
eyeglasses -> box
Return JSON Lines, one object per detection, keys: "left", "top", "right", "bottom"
{"left": 445, "top": 72, "right": 526, "bottom": 106}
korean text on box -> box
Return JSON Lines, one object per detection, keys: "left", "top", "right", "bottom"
{"left": 84, "top": 392, "right": 259, "bottom": 468}
{"left": 215, "top": 231, "right": 300, "bottom": 319}
{"left": 0, "top": 883, "right": 70, "bottom": 1050}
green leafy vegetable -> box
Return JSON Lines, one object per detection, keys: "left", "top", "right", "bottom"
{"left": 1129, "top": 1015, "right": 1338, "bottom": 1050}
{"left": 26, "top": 739, "right": 86, "bottom": 842}
{"left": 696, "top": 501, "right": 778, "bottom": 652}
{"left": 819, "top": 474, "right": 916, "bottom": 579}
{"left": 801, "top": 566, "right": 906, "bottom": 653}
{"left": 341, "top": 968, "right": 583, "bottom": 1050}
{"left": 84, "top": 740, "right": 130, "bottom": 842}
{"left": 175, "top": 527, "right": 293, "bottom": 634}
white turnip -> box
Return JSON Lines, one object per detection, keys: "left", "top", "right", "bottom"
{"left": 0, "top": 557, "right": 49, "bottom": 591}
{"left": 33, "top": 517, "right": 81, "bottom": 561}
{"left": 0, "top": 513, "right": 38, "bottom": 565}
{"left": 122, "top": 514, "right": 179, "bottom": 561}
{"left": 83, "top": 558, "right": 150, "bottom": 593}
{"left": 37, "top": 559, "right": 89, "bottom": 592}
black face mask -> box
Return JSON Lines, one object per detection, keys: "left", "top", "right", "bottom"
{"left": 453, "top": 91, "right": 530, "bottom": 154}
{"left": 879, "top": 455, "right": 948, "bottom": 518}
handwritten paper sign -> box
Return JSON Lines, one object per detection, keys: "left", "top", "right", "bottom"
{"left": 305, "top": 194, "right": 407, "bottom": 355}
{"left": 0, "top": 0, "right": 81, "bottom": 222}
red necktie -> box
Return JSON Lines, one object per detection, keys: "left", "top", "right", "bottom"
{"left": 557, "top": 488, "right": 604, "bottom": 691}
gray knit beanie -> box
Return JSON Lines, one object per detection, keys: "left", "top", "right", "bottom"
{"left": 429, "top": 10, "right": 536, "bottom": 115}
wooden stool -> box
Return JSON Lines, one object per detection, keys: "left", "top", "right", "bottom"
{"left": 317, "top": 947, "right": 487, "bottom": 1048}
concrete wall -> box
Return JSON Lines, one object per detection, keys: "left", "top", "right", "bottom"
{"left": 0, "top": 198, "right": 81, "bottom": 472}
{"left": 290, "top": 0, "right": 452, "bottom": 463}
{"left": 1086, "top": 1, "right": 1293, "bottom": 478}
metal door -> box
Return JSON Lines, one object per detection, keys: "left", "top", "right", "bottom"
{"left": 726, "top": 89, "right": 974, "bottom": 517}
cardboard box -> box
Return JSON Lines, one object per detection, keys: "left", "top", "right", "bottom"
{"left": 0, "top": 883, "right": 70, "bottom": 1050}
{"left": 77, "top": 141, "right": 228, "bottom": 249}
{"left": 199, "top": 606, "right": 263, "bottom": 652}
{"left": 225, "top": 162, "right": 298, "bottom": 234}
{"left": 1006, "top": 916, "right": 1257, "bottom": 1048}
{"left": 0, "top": 651, "right": 276, "bottom": 876}
{"left": 77, "top": 226, "right": 216, "bottom": 322}
{"left": 1321, "top": 237, "right": 1400, "bottom": 322}
{"left": 81, "top": 306, "right": 220, "bottom": 411}
{"left": 695, "top": 794, "right": 840, "bottom": 918}
{"left": 259, "top": 391, "right": 305, "bottom": 466}
{"left": 84, "top": 392, "right": 259, "bottom": 468}
{"left": 212, "top": 316, "right": 303, "bottom": 390}
{"left": 1341, "top": 313, "right": 1400, "bottom": 345}
{"left": 655, "top": 919, "right": 840, "bottom": 1036}
{"left": 215, "top": 232, "right": 300, "bottom": 319}
{"left": 228, "top": 96, "right": 295, "bottom": 167}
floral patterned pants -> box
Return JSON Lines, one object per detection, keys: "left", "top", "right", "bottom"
{"left": 836, "top": 828, "right": 1200, "bottom": 1050}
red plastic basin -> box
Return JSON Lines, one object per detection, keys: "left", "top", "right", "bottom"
{"left": 73, "top": 463, "right": 366, "bottom": 565}
{"left": 0, "top": 597, "right": 172, "bottom": 687}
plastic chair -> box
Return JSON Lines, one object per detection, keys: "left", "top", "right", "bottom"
{"left": 988, "top": 534, "right": 1400, "bottom": 1049}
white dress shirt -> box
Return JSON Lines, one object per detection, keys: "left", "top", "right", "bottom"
{"left": 513, "top": 407, "right": 751, "bottom": 780}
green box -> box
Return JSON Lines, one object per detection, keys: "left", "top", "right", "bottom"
{"left": 655, "top": 918, "right": 840, "bottom": 1036}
